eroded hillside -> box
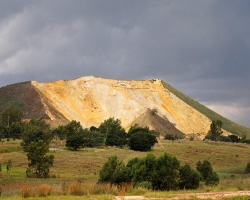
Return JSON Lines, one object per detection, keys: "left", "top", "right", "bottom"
{"left": 31, "top": 76, "right": 213, "bottom": 136}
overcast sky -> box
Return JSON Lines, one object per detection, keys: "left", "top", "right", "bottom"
{"left": 0, "top": 1, "right": 249, "bottom": 128}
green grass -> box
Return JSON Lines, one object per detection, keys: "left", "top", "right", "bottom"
{"left": 0, "top": 139, "right": 23, "bottom": 153}
{"left": 162, "top": 81, "right": 250, "bottom": 138}
{"left": 1, "top": 139, "right": 250, "bottom": 198}
{"left": 0, "top": 195, "right": 113, "bottom": 200}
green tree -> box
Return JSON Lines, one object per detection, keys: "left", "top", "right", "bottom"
{"left": 196, "top": 160, "right": 212, "bottom": 181}
{"left": 6, "top": 159, "right": 12, "bottom": 173}
{"left": 22, "top": 129, "right": 52, "bottom": 152}
{"left": 81, "top": 130, "right": 105, "bottom": 147}
{"left": 89, "top": 126, "right": 99, "bottom": 132}
{"left": 64, "top": 120, "right": 83, "bottom": 137}
{"left": 99, "top": 118, "right": 127, "bottom": 147}
{"left": 132, "top": 154, "right": 156, "bottom": 184}
{"left": 21, "top": 118, "right": 52, "bottom": 151}
{"left": 127, "top": 124, "right": 150, "bottom": 138}
{"left": 1, "top": 106, "right": 23, "bottom": 127}
{"left": 245, "top": 161, "right": 250, "bottom": 173}
{"left": 228, "top": 135, "right": 240, "bottom": 143}
{"left": 128, "top": 131, "right": 157, "bottom": 151}
{"left": 179, "top": 164, "right": 201, "bottom": 189}
{"left": 152, "top": 153, "right": 180, "bottom": 190}
{"left": 8, "top": 122, "right": 24, "bottom": 139}
{"left": 196, "top": 160, "right": 219, "bottom": 185}
{"left": 205, "top": 172, "right": 219, "bottom": 186}
{"left": 65, "top": 134, "right": 85, "bottom": 151}
{"left": 26, "top": 140, "right": 54, "bottom": 178}
{"left": 52, "top": 125, "right": 66, "bottom": 140}
{"left": 98, "top": 156, "right": 127, "bottom": 185}
{"left": 206, "top": 120, "right": 223, "bottom": 141}
{"left": 99, "top": 118, "right": 123, "bottom": 135}
{"left": 0, "top": 123, "right": 7, "bottom": 140}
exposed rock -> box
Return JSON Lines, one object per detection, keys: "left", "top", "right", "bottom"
{"left": 31, "top": 76, "right": 212, "bottom": 136}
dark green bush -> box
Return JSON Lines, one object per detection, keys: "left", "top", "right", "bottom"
{"left": 179, "top": 164, "right": 201, "bottom": 189}
{"left": 128, "top": 131, "right": 157, "bottom": 151}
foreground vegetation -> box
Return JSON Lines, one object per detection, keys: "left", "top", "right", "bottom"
{"left": 1, "top": 107, "right": 250, "bottom": 199}
{"left": 1, "top": 138, "right": 250, "bottom": 198}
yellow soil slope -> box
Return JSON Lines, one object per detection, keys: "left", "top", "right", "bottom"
{"left": 32, "top": 76, "right": 213, "bottom": 136}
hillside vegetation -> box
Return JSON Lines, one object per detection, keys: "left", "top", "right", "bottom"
{"left": 162, "top": 81, "right": 250, "bottom": 138}
{"left": 0, "top": 82, "right": 48, "bottom": 119}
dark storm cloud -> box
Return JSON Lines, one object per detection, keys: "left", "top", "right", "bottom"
{"left": 0, "top": 0, "right": 249, "bottom": 127}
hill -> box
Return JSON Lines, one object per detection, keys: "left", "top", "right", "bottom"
{"left": 0, "top": 76, "right": 249, "bottom": 138}
{"left": 162, "top": 81, "right": 250, "bottom": 137}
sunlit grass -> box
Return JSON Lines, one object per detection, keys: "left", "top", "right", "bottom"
{"left": 1, "top": 139, "right": 250, "bottom": 198}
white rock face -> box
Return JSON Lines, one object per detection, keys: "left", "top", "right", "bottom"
{"left": 32, "top": 76, "right": 212, "bottom": 135}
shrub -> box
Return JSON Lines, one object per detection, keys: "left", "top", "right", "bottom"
{"left": 152, "top": 153, "right": 180, "bottom": 190}
{"left": 61, "top": 182, "right": 69, "bottom": 195}
{"left": 66, "top": 134, "right": 84, "bottom": 151}
{"left": 245, "top": 161, "right": 250, "bottom": 174}
{"left": 69, "top": 183, "right": 84, "bottom": 196}
{"left": 98, "top": 156, "right": 129, "bottom": 185}
{"left": 38, "top": 184, "right": 52, "bottom": 197}
{"left": 99, "top": 118, "right": 127, "bottom": 147}
{"left": 165, "top": 134, "right": 183, "bottom": 141}
{"left": 151, "top": 108, "right": 158, "bottom": 115}
{"left": 205, "top": 172, "right": 220, "bottom": 186}
{"left": 132, "top": 154, "right": 156, "bottom": 184}
{"left": 26, "top": 140, "right": 54, "bottom": 178}
{"left": 196, "top": 160, "right": 219, "bottom": 186}
{"left": 21, "top": 187, "right": 34, "bottom": 198}
{"left": 179, "top": 164, "right": 201, "bottom": 189}
{"left": 82, "top": 130, "right": 105, "bottom": 147}
{"left": 128, "top": 131, "right": 157, "bottom": 151}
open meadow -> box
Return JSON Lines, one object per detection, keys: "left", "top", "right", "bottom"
{"left": 1, "top": 139, "right": 250, "bottom": 199}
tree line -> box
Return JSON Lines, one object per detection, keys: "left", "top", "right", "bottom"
{"left": 205, "top": 120, "right": 250, "bottom": 143}
{"left": 0, "top": 107, "right": 158, "bottom": 178}
{"left": 1, "top": 106, "right": 250, "bottom": 182}
{"left": 98, "top": 153, "right": 219, "bottom": 190}
{"left": 52, "top": 118, "right": 157, "bottom": 151}
{"left": 0, "top": 107, "right": 158, "bottom": 152}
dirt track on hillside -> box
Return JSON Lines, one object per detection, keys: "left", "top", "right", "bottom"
{"left": 114, "top": 190, "right": 250, "bottom": 199}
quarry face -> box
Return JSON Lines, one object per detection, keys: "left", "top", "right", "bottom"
{"left": 32, "top": 76, "right": 212, "bottom": 136}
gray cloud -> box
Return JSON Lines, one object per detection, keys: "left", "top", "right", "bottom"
{"left": 0, "top": 0, "right": 249, "bottom": 127}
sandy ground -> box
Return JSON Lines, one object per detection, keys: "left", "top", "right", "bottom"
{"left": 114, "top": 191, "right": 250, "bottom": 199}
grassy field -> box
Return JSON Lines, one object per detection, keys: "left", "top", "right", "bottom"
{"left": 1, "top": 139, "right": 250, "bottom": 199}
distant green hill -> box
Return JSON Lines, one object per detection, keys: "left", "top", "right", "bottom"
{"left": 162, "top": 81, "right": 250, "bottom": 138}
{"left": 0, "top": 81, "right": 49, "bottom": 119}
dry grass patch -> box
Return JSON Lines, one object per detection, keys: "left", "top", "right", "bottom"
{"left": 38, "top": 184, "right": 52, "bottom": 197}
{"left": 21, "top": 186, "right": 35, "bottom": 198}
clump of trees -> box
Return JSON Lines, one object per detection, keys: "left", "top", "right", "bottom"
{"left": 196, "top": 160, "right": 219, "bottom": 186}
{"left": 58, "top": 119, "right": 158, "bottom": 152}
{"left": 205, "top": 120, "right": 248, "bottom": 144}
{"left": 0, "top": 106, "right": 24, "bottom": 140}
{"left": 0, "top": 107, "right": 55, "bottom": 178}
{"left": 0, "top": 114, "right": 155, "bottom": 152}
{"left": 99, "top": 118, "right": 127, "bottom": 147}
{"left": 98, "top": 153, "right": 219, "bottom": 190}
